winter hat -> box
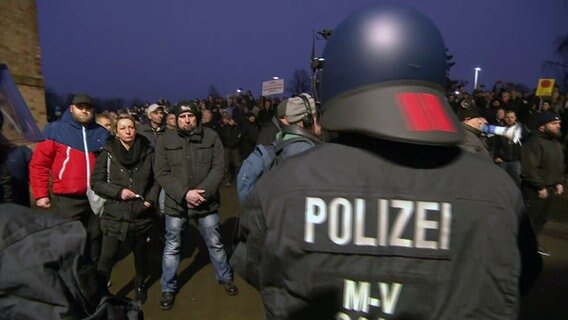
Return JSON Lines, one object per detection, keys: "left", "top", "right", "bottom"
{"left": 457, "top": 106, "right": 481, "bottom": 121}
{"left": 285, "top": 94, "right": 316, "bottom": 123}
{"left": 173, "top": 100, "right": 200, "bottom": 119}
{"left": 537, "top": 112, "right": 561, "bottom": 128}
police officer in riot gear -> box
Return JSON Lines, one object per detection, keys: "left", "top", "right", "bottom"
{"left": 231, "top": 4, "right": 539, "bottom": 319}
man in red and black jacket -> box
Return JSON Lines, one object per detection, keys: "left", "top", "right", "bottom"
{"left": 30, "top": 94, "right": 110, "bottom": 263}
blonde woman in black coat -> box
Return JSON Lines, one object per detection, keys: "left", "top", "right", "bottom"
{"left": 91, "top": 114, "right": 159, "bottom": 304}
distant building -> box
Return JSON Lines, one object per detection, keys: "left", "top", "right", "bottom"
{"left": 0, "top": 0, "right": 46, "bottom": 131}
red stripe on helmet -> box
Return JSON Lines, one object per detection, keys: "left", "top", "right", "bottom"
{"left": 397, "top": 93, "right": 431, "bottom": 131}
{"left": 422, "top": 94, "right": 455, "bottom": 132}
{"left": 396, "top": 93, "right": 456, "bottom": 132}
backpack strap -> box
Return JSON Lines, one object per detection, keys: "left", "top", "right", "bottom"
{"left": 256, "top": 144, "right": 277, "bottom": 168}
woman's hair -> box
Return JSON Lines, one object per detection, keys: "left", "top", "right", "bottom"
{"left": 112, "top": 114, "right": 137, "bottom": 136}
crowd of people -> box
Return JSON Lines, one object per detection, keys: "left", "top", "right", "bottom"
{"left": 1, "top": 4, "right": 568, "bottom": 318}
{"left": 454, "top": 89, "right": 565, "bottom": 258}
{"left": 93, "top": 84, "right": 568, "bottom": 176}
{"left": 1, "top": 78, "right": 567, "bottom": 313}
{"left": 93, "top": 93, "right": 288, "bottom": 185}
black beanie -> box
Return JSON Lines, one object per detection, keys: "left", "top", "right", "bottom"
{"left": 457, "top": 106, "right": 481, "bottom": 121}
{"left": 173, "top": 100, "right": 200, "bottom": 119}
{"left": 537, "top": 112, "right": 561, "bottom": 128}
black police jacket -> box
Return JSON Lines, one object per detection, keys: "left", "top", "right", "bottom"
{"left": 231, "top": 137, "right": 539, "bottom": 320}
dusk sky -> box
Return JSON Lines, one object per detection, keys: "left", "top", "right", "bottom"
{"left": 37, "top": 0, "right": 567, "bottom": 102}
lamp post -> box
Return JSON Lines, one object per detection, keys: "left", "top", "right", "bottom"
{"left": 473, "top": 67, "right": 482, "bottom": 90}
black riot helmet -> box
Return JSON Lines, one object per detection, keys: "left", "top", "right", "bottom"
{"left": 319, "top": 3, "right": 464, "bottom": 145}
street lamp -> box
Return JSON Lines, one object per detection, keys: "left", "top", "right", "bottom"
{"left": 473, "top": 67, "right": 482, "bottom": 90}
{"left": 272, "top": 76, "right": 280, "bottom": 80}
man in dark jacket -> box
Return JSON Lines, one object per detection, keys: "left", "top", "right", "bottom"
{"left": 218, "top": 110, "right": 242, "bottom": 187}
{"left": 1, "top": 110, "right": 32, "bottom": 206}
{"left": 0, "top": 140, "right": 32, "bottom": 206}
{"left": 231, "top": 4, "right": 539, "bottom": 319}
{"left": 457, "top": 106, "right": 491, "bottom": 160}
{"left": 256, "top": 99, "right": 289, "bottom": 146}
{"left": 521, "top": 112, "right": 564, "bottom": 255}
{"left": 138, "top": 103, "right": 167, "bottom": 146}
{"left": 240, "top": 112, "right": 259, "bottom": 159}
{"left": 494, "top": 110, "right": 523, "bottom": 185}
{"left": 138, "top": 103, "right": 168, "bottom": 217}
{"left": 202, "top": 109, "right": 219, "bottom": 132}
{"left": 154, "top": 100, "right": 238, "bottom": 311}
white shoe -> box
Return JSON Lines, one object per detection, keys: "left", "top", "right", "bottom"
{"left": 538, "top": 247, "right": 550, "bottom": 257}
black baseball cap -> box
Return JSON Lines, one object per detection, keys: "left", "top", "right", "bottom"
{"left": 71, "top": 94, "right": 94, "bottom": 106}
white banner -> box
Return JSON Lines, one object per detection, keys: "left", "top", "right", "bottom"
{"left": 262, "top": 79, "right": 284, "bottom": 96}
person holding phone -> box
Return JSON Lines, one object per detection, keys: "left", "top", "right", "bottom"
{"left": 91, "top": 114, "right": 160, "bottom": 304}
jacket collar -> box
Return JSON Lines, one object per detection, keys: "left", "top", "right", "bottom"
{"left": 145, "top": 122, "right": 167, "bottom": 133}
{"left": 538, "top": 131, "right": 558, "bottom": 140}
{"left": 462, "top": 123, "right": 482, "bottom": 137}
{"left": 104, "top": 134, "right": 153, "bottom": 156}
{"left": 177, "top": 123, "right": 204, "bottom": 142}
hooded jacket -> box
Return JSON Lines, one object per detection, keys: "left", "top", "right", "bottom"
{"left": 29, "top": 110, "right": 110, "bottom": 199}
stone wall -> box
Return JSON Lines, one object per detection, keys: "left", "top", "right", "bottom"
{"left": 0, "top": 0, "right": 46, "bottom": 130}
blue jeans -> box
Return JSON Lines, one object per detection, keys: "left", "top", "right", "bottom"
{"left": 158, "top": 189, "right": 166, "bottom": 215}
{"left": 499, "top": 160, "right": 521, "bottom": 186}
{"left": 161, "top": 212, "right": 232, "bottom": 293}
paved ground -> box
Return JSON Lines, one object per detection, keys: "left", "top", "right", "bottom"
{"left": 110, "top": 185, "right": 568, "bottom": 319}
{"left": 520, "top": 196, "right": 568, "bottom": 320}
{"left": 110, "top": 185, "right": 264, "bottom": 320}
